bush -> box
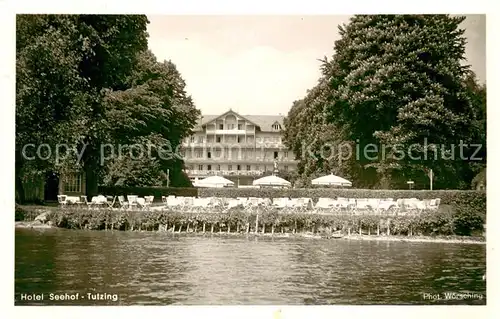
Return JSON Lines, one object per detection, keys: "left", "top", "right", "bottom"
{"left": 453, "top": 205, "right": 485, "bottom": 236}
{"left": 15, "top": 205, "right": 49, "bottom": 221}
{"left": 97, "top": 186, "right": 197, "bottom": 201}
{"left": 15, "top": 204, "right": 25, "bottom": 221}
{"left": 40, "top": 203, "right": 484, "bottom": 238}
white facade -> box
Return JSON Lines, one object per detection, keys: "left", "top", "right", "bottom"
{"left": 181, "top": 110, "right": 298, "bottom": 184}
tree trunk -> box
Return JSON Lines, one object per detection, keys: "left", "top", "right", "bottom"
{"left": 85, "top": 164, "right": 99, "bottom": 198}
{"left": 255, "top": 215, "right": 259, "bottom": 234}
{"left": 15, "top": 174, "right": 26, "bottom": 204}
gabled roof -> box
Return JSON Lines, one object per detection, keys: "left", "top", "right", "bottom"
{"left": 193, "top": 110, "right": 285, "bottom": 132}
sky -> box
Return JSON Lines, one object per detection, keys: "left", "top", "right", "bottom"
{"left": 146, "top": 15, "right": 486, "bottom": 116}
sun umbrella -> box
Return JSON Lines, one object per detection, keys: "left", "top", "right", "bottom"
{"left": 253, "top": 175, "right": 291, "bottom": 187}
{"left": 195, "top": 176, "right": 234, "bottom": 188}
{"left": 311, "top": 174, "right": 352, "bottom": 187}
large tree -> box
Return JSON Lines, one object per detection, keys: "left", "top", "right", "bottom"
{"left": 16, "top": 15, "right": 197, "bottom": 202}
{"left": 102, "top": 50, "right": 200, "bottom": 187}
{"left": 16, "top": 15, "right": 91, "bottom": 202}
{"left": 284, "top": 15, "right": 486, "bottom": 189}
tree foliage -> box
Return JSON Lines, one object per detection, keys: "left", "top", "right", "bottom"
{"left": 102, "top": 50, "right": 200, "bottom": 187}
{"left": 283, "top": 15, "right": 486, "bottom": 189}
{"left": 16, "top": 15, "right": 198, "bottom": 202}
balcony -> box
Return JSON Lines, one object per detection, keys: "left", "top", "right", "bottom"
{"left": 185, "top": 170, "right": 264, "bottom": 177}
{"left": 255, "top": 141, "right": 285, "bottom": 148}
{"left": 182, "top": 141, "right": 256, "bottom": 148}
{"left": 216, "top": 129, "right": 247, "bottom": 135}
{"left": 184, "top": 157, "right": 298, "bottom": 164}
{"left": 206, "top": 128, "right": 255, "bottom": 134}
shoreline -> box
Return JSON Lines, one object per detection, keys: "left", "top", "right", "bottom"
{"left": 340, "top": 234, "right": 485, "bottom": 244}
{"left": 15, "top": 222, "right": 485, "bottom": 244}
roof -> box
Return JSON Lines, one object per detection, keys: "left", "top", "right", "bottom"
{"left": 193, "top": 110, "right": 285, "bottom": 132}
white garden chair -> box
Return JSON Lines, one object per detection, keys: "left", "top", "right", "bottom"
{"left": 272, "top": 197, "right": 289, "bottom": 210}
{"left": 78, "top": 195, "right": 90, "bottom": 208}
{"left": 166, "top": 196, "right": 182, "bottom": 211}
{"left": 377, "top": 199, "right": 396, "bottom": 214}
{"left": 225, "top": 199, "right": 241, "bottom": 211}
{"left": 127, "top": 195, "right": 139, "bottom": 210}
{"left": 118, "top": 196, "right": 129, "bottom": 210}
{"left": 314, "top": 198, "right": 336, "bottom": 214}
{"left": 105, "top": 196, "right": 116, "bottom": 209}
{"left": 428, "top": 198, "right": 441, "bottom": 211}
{"left": 299, "top": 198, "right": 313, "bottom": 211}
{"left": 367, "top": 198, "right": 381, "bottom": 212}
{"left": 355, "top": 198, "right": 370, "bottom": 214}
{"left": 90, "top": 195, "right": 107, "bottom": 209}
{"left": 57, "top": 195, "right": 68, "bottom": 208}
{"left": 142, "top": 195, "right": 154, "bottom": 210}
{"left": 181, "top": 197, "right": 195, "bottom": 212}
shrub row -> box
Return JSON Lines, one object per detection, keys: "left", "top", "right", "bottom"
{"left": 20, "top": 205, "right": 484, "bottom": 237}
{"left": 97, "top": 186, "right": 197, "bottom": 200}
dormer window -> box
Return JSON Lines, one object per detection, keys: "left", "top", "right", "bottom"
{"left": 272, "top": 123, "right": 282, "bottom": 131}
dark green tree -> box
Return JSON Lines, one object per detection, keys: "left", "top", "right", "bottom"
{"left": 16, "top": 15, "right": 197, "bottom": 202}
{"left": 285, "top": 15, "right": 486, "bottom": 189}
{"left": 102, "top": 50, "right": 200, "bottom": 187}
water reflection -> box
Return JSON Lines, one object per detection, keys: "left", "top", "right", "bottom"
{"left": 15, "top": 229, "right": 486, "bottom": 305}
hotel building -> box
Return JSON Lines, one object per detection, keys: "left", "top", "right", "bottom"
{"left": 181, "top": 109, "right": 298, "bottom": 185}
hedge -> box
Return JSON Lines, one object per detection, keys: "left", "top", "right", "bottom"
{"left": 17, "top": 205, "right": 484, "bottom": 238}
{"left": 97, "top": 186, "right": 197, "bottom": 201}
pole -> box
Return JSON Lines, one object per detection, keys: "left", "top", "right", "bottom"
{"left": 429, "top": 169, "right": 433, "bottom": 191}
{"left": 167, "top": 169, "right": 170, "bottom": 188}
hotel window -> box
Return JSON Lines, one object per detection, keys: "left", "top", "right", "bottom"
{"left": 64, "top": 173, "right": 81, "bottom": 193}
{"left": 284, "top": 165, "right": 289, "bottom": 171}
{"left": 216, "top": 136, "right": 221, "bottom": 143}
{"left": 198, "top": 165, "right": 203, "bottom": 171}
{"left": 197, "top": 136, "right": 204, "bottom": 143}
{"left": 237, "top": 165, "right": 241, "bottom": 171}
{"left": 272, "top": 123, "right": 281, "bottom": 131}
{"left": 228, "top": 124, "right": 235, "bottom": 129}
{"left": 274, "top": 151, "right": 278, "bottom": 159}
{"left": 207, "top": 151, "right": 211, "bottom": 159}
{"left": 215, "top": 150, "right": 221, "bottom": 158}
{"left": 238, "top": 124, "right": 243, "bottom": 130}
{"left": 284, "top": 151, "right": 288, "bottom": 159}
{"left": 237, "top": 136, "right": 242, "bottom": 143}
{"left": 228, "top": 165, "right": 232, "bottom": 171}
{"left": 207, "top": 164, "right": 212, "bottom": 171}
{"left": 190, "top": 136, "right": 195, "bottom": 143}
{"left": 219, "top": 124, "right": 224, "bottom": 129}
{"left": 246, "top": 165, "right": 251, "bottom": 171}
{"left": 196, "top": 151, "right": 202, "bottom": 158}
{"left": 255, "top": 165, "right": 260, "bottom": 171}
{"left": 217, "top": 165, "right": 221, "bottom": 171}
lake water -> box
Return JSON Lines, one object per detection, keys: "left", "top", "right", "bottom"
{"left": 15, "top": 228, "right": 486, "bottom": 305}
